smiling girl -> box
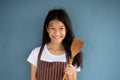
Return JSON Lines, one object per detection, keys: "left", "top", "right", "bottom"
{"left": 27, "top": 8, "right": 83, "bottom": 80}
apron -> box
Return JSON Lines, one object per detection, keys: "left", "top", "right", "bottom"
{"left": 36, "top": 45, "right": 69, "bottom": 80}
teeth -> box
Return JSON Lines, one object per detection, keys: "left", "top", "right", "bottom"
{"left": 54, "top": 37, "right": 60, "bottom": 39}
{"left": 53, "top": 36, "right": 61, "bottom": 39}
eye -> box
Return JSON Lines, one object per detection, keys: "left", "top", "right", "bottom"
{"left": 48, "top": 26, "right": 55, "bottom": 30}
{"left": 60, "top": 27, "right": 65, "bottom": 30}
{"left": 50, "top": 27, "right": 54, "bottom": 29}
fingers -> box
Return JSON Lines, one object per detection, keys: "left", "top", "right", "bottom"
{"left": 64, "top": 64, "right": 76, "bottom": 76}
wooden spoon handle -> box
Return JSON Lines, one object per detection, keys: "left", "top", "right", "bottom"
{"left": 62, "top": 58, "right": 73, "bottom": 80}
{"left": 62, "top": 74, "right": 67, "bottom": 80}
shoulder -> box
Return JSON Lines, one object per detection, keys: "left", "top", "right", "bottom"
{"left": 32, "top": 47, "right": 40, "bottom": 53}
{"left": 29, "top": 46, "right": 41, "bottom": 58}
{"left": 32, "top": 46, "right": 41, "bottom": 51}
{"left": 27, "top": 46, "right": 41, "bottom": 66}
{"left": 29, "top": 46, "right": 41, "bottom": 57}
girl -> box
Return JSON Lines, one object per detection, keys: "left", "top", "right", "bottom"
{"left": 27, "top": 8, "right": 83, "bottom": 80}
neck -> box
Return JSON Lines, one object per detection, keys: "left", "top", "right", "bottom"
{"left": 46, "top": 42, "right": 65, "bottom": 55}
{"left": 47, "top": 42, "right": 63, "bottom": 50}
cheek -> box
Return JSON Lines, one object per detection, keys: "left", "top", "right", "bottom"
{"left": 63, "top": 30, "right": 67, "bottom": 37}
{"left": 47, "top": 30, "right": 53, "bottom": 38}
{"left": 47, "top": 31, "right": 53, "bottom": 36}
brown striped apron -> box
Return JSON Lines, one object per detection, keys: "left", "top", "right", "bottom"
{"left": 36, "top": 45, "right": 69, "bottom": 80}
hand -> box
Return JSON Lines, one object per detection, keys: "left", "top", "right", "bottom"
{"left": 64, "top": 64, "right": 76, "bottom": 80}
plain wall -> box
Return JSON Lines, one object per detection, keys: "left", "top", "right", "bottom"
{"left": 0, "top": 0, "right": 120, "bottom": 80}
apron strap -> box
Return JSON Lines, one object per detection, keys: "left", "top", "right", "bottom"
{"left": 36, "top": 45, "right": 45, "bottom": 79}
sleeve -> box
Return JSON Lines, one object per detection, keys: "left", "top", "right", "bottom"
{"left": 74, "top": 65, "right": 81, "bottom": 72}
{"left": 27, "top": 47, "right": 40, "bottom": 67}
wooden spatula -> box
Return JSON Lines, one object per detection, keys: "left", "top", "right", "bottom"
{"left": 62, "top": 38, "right": 84, "bottom": 80}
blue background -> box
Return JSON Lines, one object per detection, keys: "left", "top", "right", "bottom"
{"left": 0, "top": 0, "right": 120, "bottom": 80}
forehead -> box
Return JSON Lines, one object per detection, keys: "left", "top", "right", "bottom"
{"left": 48, "top": 19, "right": 65, "bottom": 27}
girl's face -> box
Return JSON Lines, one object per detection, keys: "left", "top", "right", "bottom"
{"left": 47, "top": 19, "right": 66, "bottom": 44}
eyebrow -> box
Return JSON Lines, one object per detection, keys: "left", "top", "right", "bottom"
{"left": 48, "top": 25, "right": 65, "bottom": 28}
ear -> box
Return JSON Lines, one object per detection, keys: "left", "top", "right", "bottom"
{"left": 46, "top": 26, "right": 49, "bottom": 33}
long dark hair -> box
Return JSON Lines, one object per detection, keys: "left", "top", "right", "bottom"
{"left": 41, "top": 8, "right": 83, "bottom": 68}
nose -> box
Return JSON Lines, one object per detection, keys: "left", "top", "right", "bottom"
{"left": 54, "top": 29, "right": 60, "bottom": 36}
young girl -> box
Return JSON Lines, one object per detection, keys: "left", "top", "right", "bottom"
{"left": 27, "top": 8, "right": 83, "bottom": 80}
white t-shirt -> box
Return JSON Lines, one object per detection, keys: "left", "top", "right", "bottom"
{"left": 27, "top": 45, "right": 81, "bottom": 72}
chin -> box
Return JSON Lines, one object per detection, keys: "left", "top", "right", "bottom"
{"left": 53, "top": 40, "right": 63, "bottom": 44}
{"left": 54, "top": 41, "right": 62, "bottom": 44}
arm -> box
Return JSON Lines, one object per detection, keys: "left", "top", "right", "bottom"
{"left": 30, "top": 64, "right": 37, "bottom": 80}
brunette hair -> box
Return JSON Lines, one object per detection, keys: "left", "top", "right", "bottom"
{"left": 41, "top": 8, "right": 83, "bottom": 67}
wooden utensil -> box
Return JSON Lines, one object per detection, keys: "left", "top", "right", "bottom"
{"left": 62, "top": 38, "right": 84, "bottom": 80}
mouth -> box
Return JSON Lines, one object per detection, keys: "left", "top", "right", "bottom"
{"left": 53, "top": 36, "right": 61, "bottom": 39}
{"left": 52, "top": 35, "right": 63, "bottom": 40}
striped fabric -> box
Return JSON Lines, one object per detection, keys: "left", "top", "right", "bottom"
{"left": 36, "top": 45, "right": 69, "bottom": 80}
